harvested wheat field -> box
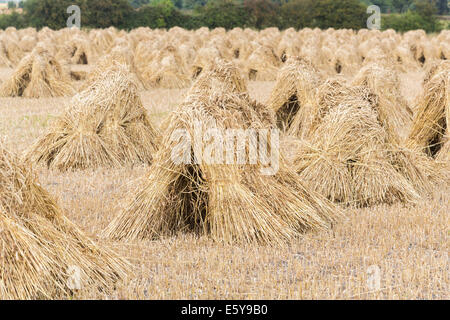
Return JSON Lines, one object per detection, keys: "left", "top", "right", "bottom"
{"left": 0, "top": 27, "right": 448, "bottom": 300}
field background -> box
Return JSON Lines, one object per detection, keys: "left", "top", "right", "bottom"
{"left": 0, "top": 66, "right": 447, "bottom": 299}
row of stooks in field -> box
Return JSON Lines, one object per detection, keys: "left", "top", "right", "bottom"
{"left": 0, "top": 51, "right": 449, "bottom": 298}
{"left": 0, "top": 26, "right": 450, "bottom": 96}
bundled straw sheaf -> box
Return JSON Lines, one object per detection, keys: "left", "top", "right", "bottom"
{"left": 0, "top": 143, "right": 129, "bottom": 299}
{"left": 191, "top": 46, "right": 223, "bottom": 79}
{"left": 56, "top": 36, "right": 92, "bottom": 65}
{"left": 27, "top": 64, "right": 158, "bottom": 171}
{"left": 82, "top": 45, "right": 145, "bottom": 90}
{"left": 0, "top": 35, "right": 24, "bottom": 67}
{"left": 408, "top": 61, "right": 449, "bottom": 163}
{"left": 291, "top": 79, "right": 441, "bottom": 207}
{"left": 246, "top": 44, "right": 282, "bottom": 81}
{"left": 103, "top": 60, "right": 341, "bottom": 245}
{"left": 268, "top": 57, "right": 323, "bottom": 136}
{"left": 352, "top": 63, "right": 413, "bottom": 142}
{"left": 0, "top": 45, "right": 73, "bottom": 98}
{"left": 140, "top": 45, "right": 191, "bottom": 89}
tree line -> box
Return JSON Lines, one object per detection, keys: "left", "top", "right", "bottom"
{"left": 361, "top": 0, "right": 448, "bottom": 14}
{"left": 0, "top": 0, "right": 446, "bottom": 33}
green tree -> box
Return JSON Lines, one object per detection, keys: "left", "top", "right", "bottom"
{"left": 0, "top": 11, "right": 28, "bottom": 28}
{"left": 366, "top": 0, "right": 394, "bottom": 13}
{"left": 129, "top": 0, "right": 150, "bottom": 8}
{"left": 383, "top": 1, "right": 442, "bottom": 32}
{"left": 24, "top": 0, "right": 88, "bottom": 29}
{"left": 244, "top": 0, "right": 280, "bottom": 29}
{"left": 24, "top": 0, "right": 134, "bottom": 29}
{"left": 173, "top": 0, "right": 184, "bottom": 8}
{"left": 129, "top": 5, "right": 169, "bottom": 28}
{"left": 86, "top": 0, "right": 134, "bottom": 28}
{"left": 392, "top": 0, "right": 414, "bottom": 12}
{"left": 128, "top": 1, "right": 196, "bottom": 29}
{"left": 184, "top": 0, "right": 208, "bottom": 9}
{"left": 279, "top": 0, "right": 314, "bottom": 29}
{"left": 18, "top": 1, "right": 25, "bottom": 8}
{"left": 383, "top": 11, "right": 427, "bottom": 30}
{"left": 8, "top": 1, "right": 17, "bottom": 9}
{"left": 280, "top": 0, "right": 366, "bottom": 30}
{"left": 149, "top": 0, "right": 175, "bottom": 15}
{"left": 311, "top": 0, "right": 367, "bottom": 29}
{"left": 413, "top": 0, "right": 438, "bottom": 16}
{"left": 436, "top": 0, "right": 449, "bottom": 14}
{"left": 196, "top": 0, "right": 252, "bottom": 29}
{"left": 417, "top": 0, "right": 442, "bottom": 31}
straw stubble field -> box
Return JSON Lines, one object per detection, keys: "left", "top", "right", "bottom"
{"left": 0, "top": 68, "right": 447, "bottom": 299}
